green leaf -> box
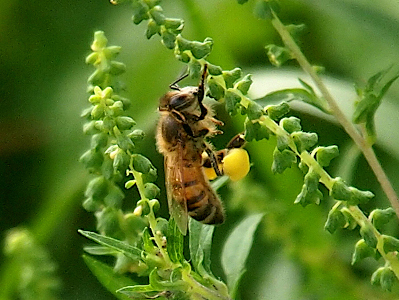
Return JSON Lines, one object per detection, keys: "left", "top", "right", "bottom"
{"left": 221, "top": 213, "right": 264, "bottom": 298}
{"left": 79, "top": 230, "right": 142, "bottom": 260}
{"left": 82, "top": 255, "right": 137, "bottom": 300}
{"left": 189, "top": 219, "right": 215, "bottom": 275}
{"left": 167, "top": 218, "right": 184, "bottom": 263}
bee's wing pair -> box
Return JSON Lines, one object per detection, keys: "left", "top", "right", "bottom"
{"left": 164, "top": 144, "right": 189, "bottom": 235}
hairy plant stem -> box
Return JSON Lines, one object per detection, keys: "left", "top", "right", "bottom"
{"left": 271, "top": 12, "right": 399, "bottom": 219}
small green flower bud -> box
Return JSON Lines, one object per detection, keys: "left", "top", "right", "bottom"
{"left": 188, "top": 59, "right": 202, "bottom": 79}
{"left": 149, "top": 199, "right": 160, "bottom": 213}
{"left": 265, "top": 44, "right": 292, "bottom": 67}
{"left": 132, "top": 154, "right": 152, "bottom": 174}
{"left": 132, "top": 2, "right": 149, "bottom": 24}
{"left": 380, "top": 267, "right": 396, "bottom": 292}
{"left": 142, "top": 168, "right": 157, "bottom": 183}
{"left": 109, "top": 61, "right": 126, "bottom": 75}
{"left": 352, "top": 239, "right": 376, "bottom": 265}
{"left": 266, "top": 102, "right": 290, "bottom": 121}
{"left": 176, "top": 35, "right": 191, "bottom": 52}
{"left": 104, "top": 45, "right": 121, "bottom": 58}
{"left": 125, "top": 180, "right": 136, "bottom": 189}
{"left": 370, "top": 207, "right": 395, "bottom": 230}
{"left": 133, "top": 205, "right": 143, "bottom": 216}
{"left": 272, "top": 148, "right": 297, "bottom": 174}
{"left": 83, "top": 121, "right": 99, "bottom": 135}
{"left": 330, "top": 178, "right": 351, "bottom": 201}
{"left": 91, "top": 31, "right": 108, "bottom": 51}
{"left": 116, "top": 116, "right": 136, "bottom": 130}
{"left": 144, "top": 183, "right": 160, "bottom": 199}
{"left": 190, "top": 38, "right": 213, "bottom": 59}
{"left": 246, "top": 100, "right": 263, "bottom": 120}
{"left": 128, "top": 129, "right": 145, "bottom": 141}
{"left": 244, "top": 120, "right": 270, "bottom": 141}
{"left": 113, "top": 149, "right": 130, "bottom": 172}
{"left": 340, "top": 207, "right": 357, "bottom": 230}
{"left": 82, "top": 197, "right": 101, "bottom": 212}
{"left": 382, "top": 235, "right": 399, "bottom": 253}
{"left": 164, "top": 18, "right": 184, "bottom": 32}
{"left": 223, "top": 68, "right": 242, "bottom": 88}
{"left": 80, "top": 149, "right": 104, "bottom": 171}
{"left": 235, "top": 74, "right": 253, "bottom": 95}
{"left": 112, "top": 95, "right": 131, "bottom": 110}
{"left": 88, "top": 69, "right": 105, "bottom": 86}
{"left": 294, "top": 171, "right": 322, "bottom": 206}
{"left": 207, "top": 64, "right": 223, "bottom": 76}
{"left": 146, "top": 19, "right": 160, "bottom": 39}
{"left": 176, "top": 52, "right": 190, "bottom": 63}
{"left": 149, "top": 5, "right": 165, "bottom": 25}
{"left": 207, "top": 76, "right": 226, "bottom": 100}
{"left": 360, "top": 223, "right": 378, "bottom": 248}
{"left": 315, "top": 145, "right": 339, "bottom": 167}
{"left": 104, "top": 183, "right": 124, "bottom": 208}
{"left": 110, "top": 101, "right": 124, "bottom": 116}
{"left": 96, "top": 207, "right": 124, "bottom": 239}
{"left": 137, "top": 199, "right": 150, "bottom": 215}
{"left": 85, "top": 176, "right": 108, "bottom": 200}
{"left": 347, "top": 187, "right": 374, "bottom": 206}
{"left": 280, "top": 117, "right": 301, "bottom": 133}
{"left": 225, "top": 89, "right": 241, "bottom": 114}
{"left": 91, "top": 133, "right": 108, "bottom": 150}
{"left": 276, "top": 134, "right": 290, "bottom": 151}
{"left": 371, "top": 267, "right": 384, "bottom": 286}
{"left": 102, "top": 116, "right": 115, "bottom": 132}
{"left": 101, "top": 155, "right": 114, "bottom": 180}
{"left": 324, "top": 207, "right": 346, "bottom": 234}
{"left": 292, "top": 131, "right": 318, "bottom": 153}
{"left": 85, "top": 52, "right": 99, "bottom": 65}
{"left": 161, "top": 29, "right": 176, "bottom": 49}
{"left": 91, "top": 104, "right": 105, "bottom": 119}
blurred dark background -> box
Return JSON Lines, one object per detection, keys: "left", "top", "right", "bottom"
{"left": 2, "top": 0, "right": 399, "bottom": 299}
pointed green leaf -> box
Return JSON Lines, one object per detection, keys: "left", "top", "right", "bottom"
{"left": 79, "top": 230, "right": 142, "bottom": 260}
{"left": 167, "top": 218, "right": 184, "bottom": 263}
{"left": 189, "top": 219, "right": 215, "bottom": 274}
{"left": 221, "top": 213, "right": 264, "bottom": 298}
{"left": 83, "top": 255, "right": 137, "bottom": 300}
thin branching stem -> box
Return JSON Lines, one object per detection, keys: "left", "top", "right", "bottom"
{"left": 271, "top": 12, "right": 399, "bottom": 218}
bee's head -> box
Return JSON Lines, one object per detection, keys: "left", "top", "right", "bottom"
{"left": 159, "top": 86, "right": 200, "bottom": 113}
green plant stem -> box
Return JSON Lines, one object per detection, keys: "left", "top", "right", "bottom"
{"left": 130, "top": 167, "right": 172, "bottom": 267}
{"left": 270, "top": 12, "right": 399, "bottom": 219}
{"left": 347, "top": 206, "right": 399, "bottom": 277}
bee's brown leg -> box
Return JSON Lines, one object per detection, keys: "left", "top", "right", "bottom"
{"left": 205, "top": 147, "right": 223, "bottom": 177}
{"left": 226, "top": 133, "right": 246, "bottom": 149}
{"left": 197, "top": 64, "right": 209, "bottom": 120}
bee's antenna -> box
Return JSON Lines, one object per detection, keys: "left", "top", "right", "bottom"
{"left": 169, "top": 66, "right": 189, "bottom": 90}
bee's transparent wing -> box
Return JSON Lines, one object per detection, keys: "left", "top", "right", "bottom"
{"left": 165, "top": 149, "right": 188, "bottom": 235}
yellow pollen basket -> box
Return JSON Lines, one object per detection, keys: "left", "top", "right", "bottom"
{"left": 222, "top": 148, "right": 250, "bottom": 181}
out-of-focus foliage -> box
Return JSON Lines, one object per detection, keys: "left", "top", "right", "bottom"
{"left": 1, "top": 0, "right": 399, "bottom": 299}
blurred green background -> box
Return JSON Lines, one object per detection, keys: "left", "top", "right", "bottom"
{"left": 2, "top": 0, "right": 399, "bottom": 299}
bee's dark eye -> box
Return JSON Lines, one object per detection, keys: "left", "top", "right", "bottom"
{"left": 170, "top": 94, "right": 191, "bottom": 110}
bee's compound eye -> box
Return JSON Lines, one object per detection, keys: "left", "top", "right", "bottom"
{"left": 222, "top": 148, "right": 250, "bottom": 181}
{"left": 170, "top": 94, "right": 189, "bottom": 109}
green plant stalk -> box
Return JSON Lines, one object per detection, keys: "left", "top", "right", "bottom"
{"left": 129, "top": 166, "right": 173, "bottom": 267}
{"left": 270, "top": 12, "right": 399, "bottom": 219}
{"left": 181, "top": 269, "right": 232, "bottom": 300}
{"left": 347, "top": 206, "right": 399, "bottom": 277}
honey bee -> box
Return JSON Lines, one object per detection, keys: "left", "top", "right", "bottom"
{"left": 156, "top": 65, "right": 224, "bottom": 234}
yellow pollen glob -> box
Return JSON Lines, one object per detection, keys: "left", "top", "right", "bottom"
{"left": 222, "top": 148, "right": 250, "bottom": 181}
